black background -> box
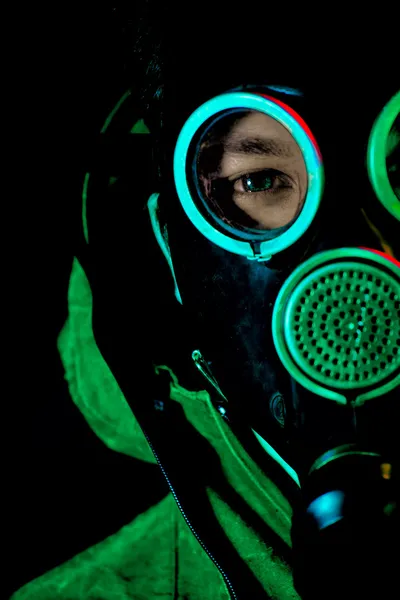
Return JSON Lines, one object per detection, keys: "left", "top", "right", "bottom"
{"left": 8, "top": 7, "right": 167, "bottom": 597}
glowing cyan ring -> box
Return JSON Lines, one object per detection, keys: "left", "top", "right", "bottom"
{"left": 174, "top": 92, "right": 324, "bottom": 261}
{"left": 367, "top": 90, "right": 400, "bottom": 221}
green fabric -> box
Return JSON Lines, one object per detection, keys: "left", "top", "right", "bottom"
{"left": 12, "top": 257, "right": 299, "bottom": 599}
{"left": 207, "top": 491, "right": 298, "bottom": 600}
{"left": 168, "top": 373, "right": 299, "bottom": 600}
{"left": 56, "top": 258, "right": 156, "bottom": 463}
{"left": 130, "top": 118, "right": 150, "bottom": 134}
{"left": 12, "top": 494, "right": 230, "bottom": 600}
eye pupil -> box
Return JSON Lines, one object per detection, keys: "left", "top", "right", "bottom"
{"left": 244, "top": 171, "right": 274, "bottom": 193}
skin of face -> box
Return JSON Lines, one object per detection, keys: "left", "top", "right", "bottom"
{"left": 204, "top": 110, "right": 308, "bottom": 229}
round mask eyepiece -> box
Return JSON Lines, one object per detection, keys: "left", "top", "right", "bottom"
{"left": 174, "top": 92, "right": 324, "bottom": 261}
{"left": 367, "top": 90, "right": 400, "bottom": 221}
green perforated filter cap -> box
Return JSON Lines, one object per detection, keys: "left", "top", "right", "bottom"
{"left": 272, "top": 249, "right": 400, "bottom": 405}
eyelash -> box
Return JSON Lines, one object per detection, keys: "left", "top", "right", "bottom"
{"left": 232, "top": 169, "right": 293, "bottom": 194}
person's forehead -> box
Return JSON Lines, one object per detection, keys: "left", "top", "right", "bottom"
{"left": 224, "top": 112, "right": 299, "bottom": 157}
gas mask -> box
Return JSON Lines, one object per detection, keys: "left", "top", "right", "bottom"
{"left": 149, "top": 85, "right": 399, "bottom": 583}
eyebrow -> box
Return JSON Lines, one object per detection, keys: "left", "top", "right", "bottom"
{"left": 224, "top": 136, "right": 294, "bottom": 158}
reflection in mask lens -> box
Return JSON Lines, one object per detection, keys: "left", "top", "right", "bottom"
{"left": 194, "top": 110, "right": 308, "bottom": 234}
{"left": 387, "top": 115, "right": 400, "bottom": 200}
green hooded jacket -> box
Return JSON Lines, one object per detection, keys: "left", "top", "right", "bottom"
{"left": 12, "top": 253, "right": 301, "bottom": 600}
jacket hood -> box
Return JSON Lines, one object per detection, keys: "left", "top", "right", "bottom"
{"left": 56, "top": 256, "right": 301, "bottom": 599}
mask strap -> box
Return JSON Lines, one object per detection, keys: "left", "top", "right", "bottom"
{"left": 147, "top": 193, "right": 183, "bottom": 305}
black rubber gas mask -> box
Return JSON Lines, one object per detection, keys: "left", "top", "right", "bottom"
{"left": 149, "top": 86, "right": 400, "bottom": 561}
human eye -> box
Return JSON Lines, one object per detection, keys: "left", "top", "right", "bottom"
{"left": 194, "top": 110, "right": 308, "bottom": 231}
{"left": 232, "top": 169, "right": 294, "bottom": 195}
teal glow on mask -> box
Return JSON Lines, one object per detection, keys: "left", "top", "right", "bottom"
{"left": 307, "top": 490, "right": 345, "bottom": 530}
{"left": 174, "top": 92, "right": 324, "bottom": 261}
{"left": 272, "top": 248, "right": 400, "bottom": 406}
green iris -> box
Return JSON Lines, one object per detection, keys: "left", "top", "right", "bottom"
{"left": 243, "top": 171, "right": 274, "bottom": 193}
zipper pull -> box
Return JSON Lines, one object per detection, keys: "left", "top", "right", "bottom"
{"left": 191, "top": 350, "right": 228, "bottom": 407}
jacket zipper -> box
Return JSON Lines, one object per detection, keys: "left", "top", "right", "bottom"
{"left": 142, "top": 428, "right": 237, "bottom": 600}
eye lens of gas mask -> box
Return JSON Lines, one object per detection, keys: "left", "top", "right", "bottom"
{"left": 367, "top": 90, "right": 400, "bottom": 221}
{"left": 174, "top": 92, "right": 324, "bottom": 261}
{"left": 193, "top": 109, "right": 308, "bottom": 235}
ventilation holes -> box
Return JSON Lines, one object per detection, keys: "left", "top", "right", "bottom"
{"left": 287, "top": 264, "right": 399, "bottom": 388}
